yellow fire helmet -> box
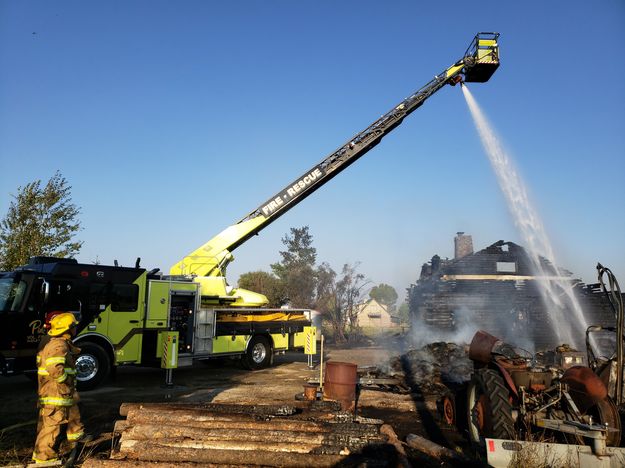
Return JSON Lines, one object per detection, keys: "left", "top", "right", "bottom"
{"left": 48, "top": 312, "right": 78, "bottom": 336}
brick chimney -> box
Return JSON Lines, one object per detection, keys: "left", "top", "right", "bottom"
{"left": 454, "top": 232, "right": 473, "bottom": 259}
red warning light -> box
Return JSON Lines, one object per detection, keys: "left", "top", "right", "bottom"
{"left": 80, "top": 271, "right": 89, "bottom": 277}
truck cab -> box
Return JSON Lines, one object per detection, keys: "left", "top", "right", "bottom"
{"left": 0, "top": 257, "right": 148, "bottom": 384}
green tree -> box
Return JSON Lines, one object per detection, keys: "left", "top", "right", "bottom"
{"left": 237, "top": 270, "right": 285, "bottom": 307}
{"left": 369, "top": 283, "right": 398, "bottom": 311}
{"left": 397, "top": 302, "right": 410, "bottom": 325}
{"left": 0, "top": 172, "right": 82, "bottom": 270}
{"left": 270, "top": 226, "right": 317, "bottom": 308}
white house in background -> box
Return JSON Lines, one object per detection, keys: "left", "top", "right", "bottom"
{"left": 355, "top": 298, "right": 397, "bottom": 329}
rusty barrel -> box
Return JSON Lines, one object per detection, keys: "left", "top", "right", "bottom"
{"left": 303, "top": 383, "right": 318, "bottom": 401}
{"left": 323, "top": 361, "right": 357, "bottom": 411}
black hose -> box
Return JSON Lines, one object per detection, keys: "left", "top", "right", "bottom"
{"left": 597, "top": 263, "right": 624, "bottom": 405}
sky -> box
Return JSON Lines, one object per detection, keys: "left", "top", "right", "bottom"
{"left": 1, "top": 1, "right": 624, "bottom": 301}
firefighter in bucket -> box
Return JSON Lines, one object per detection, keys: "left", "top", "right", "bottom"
{"left": 32, "top": 312, "right": 85, "bottom": 464}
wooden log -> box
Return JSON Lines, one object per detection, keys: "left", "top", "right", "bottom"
{"left": 119, "top": 437, "right": 324, "bottom": 455}
{"left": 122, "top": 423, "right": 339, "bottom": 445}
{"left": 119, "top": 402, "right": 296, "bottom": 417}
{"left": 379, "top": 424, "right": 412, "bottom": 468}
{"left": 123, "top": 407, "right": 272, "bottom": 422}
{"left": 112, "top": 442, "right": 350, "bottom": 467}
{"left": 113, "top": 420, "right": 129, "bottom": 433}
{"left": 123, "top": 410, "right": 381, "bottom": 437}
{"left": 122, "top": 412, "right": 333, "bottom": 432}
{"left": 82, "top": 460, "right": 212, "bottom": 468}
{"left": 125, "top": 408, "right": 272, "bottom": 421}
{"left": 122, "top": 404, "right": 340, "bottom": 424}
{"left": 405, "top": 433, "right": 468, "bottom": 463}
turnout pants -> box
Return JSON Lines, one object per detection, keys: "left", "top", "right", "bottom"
{"left": 32, "top": 404, "right": 84, "bottom": 462}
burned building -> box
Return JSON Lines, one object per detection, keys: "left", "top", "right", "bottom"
{"left": 408, "top": 233, "right": 616, "bottom": 351}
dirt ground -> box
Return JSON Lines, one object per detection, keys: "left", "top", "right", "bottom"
{"left": 0, "top": 342, "right": 476, "bottom": 467}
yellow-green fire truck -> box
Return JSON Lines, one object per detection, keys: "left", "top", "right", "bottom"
{"left": 0, "top": 33, "right": 500, "bottom": 390}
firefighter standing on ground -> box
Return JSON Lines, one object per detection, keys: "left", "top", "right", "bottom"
{"left": 32, "top": 312, "right": 85, "bottom": 463}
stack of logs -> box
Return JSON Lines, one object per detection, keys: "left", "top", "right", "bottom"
{"left": 83, "top": 402, "right": 406, "bottom": 467}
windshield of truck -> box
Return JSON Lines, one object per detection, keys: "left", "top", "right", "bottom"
{"left": 0, "top": 276, "right": 27, "bottom": 312}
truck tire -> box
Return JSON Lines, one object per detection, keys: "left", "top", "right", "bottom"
{"left": 243, "top": 336, "right": 272, "bottom": 370}
{"left": 75, "top": 342, "right": 111, "bottom": 391}
{"left": 467, "top": 368, "right": 515, "bottom": 447}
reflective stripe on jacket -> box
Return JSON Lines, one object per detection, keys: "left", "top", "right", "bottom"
{"left": 36, "top": 335, "right": 80, "bottom": 406}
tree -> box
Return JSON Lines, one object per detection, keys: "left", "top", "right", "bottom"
{"left": 237, "top": 270, "right": 285, "bottom": 307}
{"left": 369, "top": 283, "right": 398, "bottom": 311}
{"left": 336, "top": 263, "right": 367, "bottom": 338}
{"left": 397, "top": 302, "right": 410, "bottom": 325}
{"left": 315, "top": 262, "right": 342, "bottom": 340}
{"left": 315, "top": 262, "right": 367, "bottom": 343}
{"left": 0, "top": 172, "right": 82, "bottom": 270}
{"left": 270, "top": 226, "right": 317, "bottom": 308}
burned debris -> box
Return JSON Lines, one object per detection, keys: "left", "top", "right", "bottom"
{"left": 392, "top": 342, "right": 472, "bottom": 397}
{"left": 408, "top": 233, "right": 616, "bottom": 351}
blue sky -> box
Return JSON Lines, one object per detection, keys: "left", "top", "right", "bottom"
{"left": 1, "top": 1, "right": 624, "bottom": 299}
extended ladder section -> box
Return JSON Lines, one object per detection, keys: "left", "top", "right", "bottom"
{"left": 170, "top": 33, "right": 500, "bottom": 295}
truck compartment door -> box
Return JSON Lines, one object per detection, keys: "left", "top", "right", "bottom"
{"left": 194, "top": 309, "right": 216, "bottom": 354}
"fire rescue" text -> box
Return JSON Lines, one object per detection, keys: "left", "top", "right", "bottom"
{"left": 261, "top": 168, "right": 324, "bottom": 216}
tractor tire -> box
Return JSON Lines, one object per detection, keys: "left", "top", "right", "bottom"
{"left": 589, "top": 397, "right": 622, "bottom": 447}
{"left": 467, "top": 368, "right": 515, "bottom": 447}
{"left": 75, "top": 342, "right": 111, "bottom": 391}
{"left": 559, "top": 396, "right": 622, "bottom": 447}
{"left": 242, "top": 336, "right": 272, "bottom": 370}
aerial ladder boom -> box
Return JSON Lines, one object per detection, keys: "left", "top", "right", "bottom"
{"left": 170, "top": 33, "right": 500, "bottom": 305}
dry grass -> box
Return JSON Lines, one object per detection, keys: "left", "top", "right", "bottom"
{"left": 506, "top": 432, "right": 573, "bottom": 468}
{"left": 0, "top": 425, "right": 114, "bottom": 467}
{"left": 0, "top": 422, "right": 35, "bottom": 466}
{"left": 508, "top": 444, "right": 572, "bottom": 468}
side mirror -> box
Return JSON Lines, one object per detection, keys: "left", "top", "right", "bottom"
{"left": 72, "top": 299, "right": 82, "bottom": 323}
{"left": 40, "top": 280, "right": 50, "bottom": 305}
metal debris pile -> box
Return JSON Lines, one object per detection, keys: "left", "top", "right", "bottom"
{"left": 82, "top": 402, "right": 405, "bottom": 467}
{"left": 357, "top": 366, "right": 411, "bottom": 394}
{"left": 393, "top": 342, "right": 472, "bottom": 396}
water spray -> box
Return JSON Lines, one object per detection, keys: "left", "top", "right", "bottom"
{"left": 461, "top": 84, "right": 590, "bottom": 349}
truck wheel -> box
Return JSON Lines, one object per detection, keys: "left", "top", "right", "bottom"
{"left": 467, "top": 368, "right": 515, "bottom": 447}
{"left": 75, "top": 342, "right": 111, "bottom": 391}
{"left": 243, "top": 336, "right": 272, "bottom": 370}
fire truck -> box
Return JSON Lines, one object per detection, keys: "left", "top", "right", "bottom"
{"left": 0, "top": 33, "right": 500, "bottom": 390}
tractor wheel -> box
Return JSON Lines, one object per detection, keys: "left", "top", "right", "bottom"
{"left": 242, "top": 336, "right": 272, "bottom": 370}
{"left": 75, "top": 342, "right": 111, "bottom": 391}
{"left": 589, "top": 397, "right": 621, "bottom": 447}
{"left": 442, "top": 395, "right": 455, "bottom": 426}
{"left": 467, "top": 368, "right": 515, "bottom": 447}
{"left": 560, "top": 396, "right": 621, "bottom": 447}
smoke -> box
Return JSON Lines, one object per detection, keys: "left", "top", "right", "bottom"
{"left": 461, "top": 85, "right": 588, "bottom": 349}
{"left": 408, "top": 302, "right": 535, "bottom": 353}
{"left": 406, "top": 310, "right": 472, "bottom": 350}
